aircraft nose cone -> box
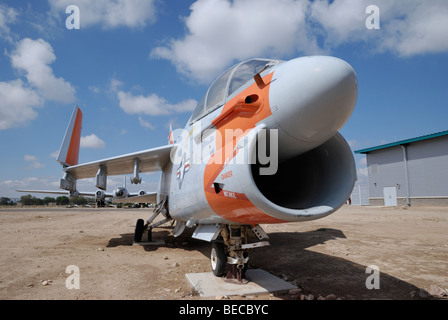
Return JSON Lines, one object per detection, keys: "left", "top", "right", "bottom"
{"left": 269, "top": 56, "right": 358, "bottom": 156}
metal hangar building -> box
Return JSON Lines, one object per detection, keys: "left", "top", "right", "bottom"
{"left": 355, "top": 130, "right": 448, "bottom": 207}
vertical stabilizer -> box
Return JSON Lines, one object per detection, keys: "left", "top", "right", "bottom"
{"left": 168, "top": 124, "right": 174, "bottom": 145}
{"left": 57, "top": 106, "right": 83, "bottom": 167}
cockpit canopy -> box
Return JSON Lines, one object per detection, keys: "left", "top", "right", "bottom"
{"left": 189, "top": 58, "right": 282, "bottom": 124}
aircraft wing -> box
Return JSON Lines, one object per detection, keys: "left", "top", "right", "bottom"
{"left": 64, "top": 145, "right": 174, "bottom": 180}
{"left": 111, "top": 192, "right": 157, "bottom": 204}
{"left": 17, "top": 189, "right": 70, "bottom": 195}
{"left": 16, "top": 189, "right": 113, "bottom": 198}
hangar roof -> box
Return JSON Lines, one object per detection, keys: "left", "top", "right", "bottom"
{"left": 355, "top": 130, "right": 448, "bottom": 154}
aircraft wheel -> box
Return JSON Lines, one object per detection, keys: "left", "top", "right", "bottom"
{"left": 211, "top": 241, "right": 226, "bottom": 277}
{"left": 242, "top": 251, "right": 249, "bottom": 273}
{"left": 134, "top": 219, "right": 144, "bottom": 242}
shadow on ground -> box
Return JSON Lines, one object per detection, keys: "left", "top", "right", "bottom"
{"left": 107, "top": 226, "right": 423, "bottom": 299}
{"left": 250, "top": 228, "right": 422, "bottom": 299}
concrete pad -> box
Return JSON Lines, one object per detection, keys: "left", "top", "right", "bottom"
{"left": 185, "top": 269, "right": 296, "bottom": 298}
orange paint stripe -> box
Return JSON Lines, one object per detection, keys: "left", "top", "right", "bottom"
{"left": 66, "top": 108, "right": 82, "bottom": 166}
{"left": 204, "top": 73, "right": 285, "bottom": 224}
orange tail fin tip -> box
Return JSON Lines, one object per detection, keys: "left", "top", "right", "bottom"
{"left": 169, "top": 123, "right": 174, "bottom": 145}
{"left": 57, "top": 106, "right": 83, "bottom": 167}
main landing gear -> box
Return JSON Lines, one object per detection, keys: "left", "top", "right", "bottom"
{"left": 211, "top": 225, "right": 269, "bottom": 283}
{"left": 132, "top": 202, "right": 269, "bottom": 283}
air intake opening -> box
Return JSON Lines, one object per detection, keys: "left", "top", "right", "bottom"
{"left": 250, "top": 134, "right": 356, "bottom": 210}
{"left": 245, "top": 94, "right": 259, "bottom": 104}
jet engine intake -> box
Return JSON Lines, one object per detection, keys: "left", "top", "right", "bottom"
{"left": 95, "top": 190, "right": 106, "bottom": 201}
{"left": 244, "top": 132, "right": 356, "bottom": 222}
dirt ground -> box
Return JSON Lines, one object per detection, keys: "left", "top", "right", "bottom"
{"left": 0, "top": 205, "right": 446, "bottom": 300}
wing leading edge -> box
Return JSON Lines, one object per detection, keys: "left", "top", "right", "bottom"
{"left": 64, "top": 144, "right": 174, "bottom": 179}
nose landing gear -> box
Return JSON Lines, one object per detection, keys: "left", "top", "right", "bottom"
{"left": 134, "top": 199, "right": 171, "bottom": 243}
{"left": 210, "top": 224, "right": 269, "bottom": 283}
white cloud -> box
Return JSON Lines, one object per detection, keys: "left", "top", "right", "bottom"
{"left": 50, "top": 150, "right": 59, "bottom": 159}
{"left": 10, "top": 38, "right": 76, "bottom": 103}
{"left": 24, "top": 155, "right": 38, "bottom": 162}
{"left": 138, "top": 117, "right": 155, "bottom": 130}
{"left": 309, "top": 0, "right": 448, "bottom": 56}
{"left": 0, "top": 4, "right": 18, "bottom": 42}
{"left": 309, "top": 0, "right": 369, "bottom": 46}
{"left": 380, "top": 0, "right": 448, "bottom": 56}
{"left": 117, "top": 90, "right": 197, "bottom": 116}
{"left": 80, "top": 134, "right": 106, "bottom": 149}
{"left": 24, "top": 155, "right": 45, "bottom": 169}
{"left": 109, "top": 77, "right": 123, "bottom": 92}
{"left": 151, "top": 0, "right": 320, "bottom": 83}
{"left": 1, "top": 37, "right": 76, "bottom": 130}
{"left": 48, "top": 0, "right": 156, "bottom": 29}
{"left": 0, "top": 80, "right": 44, "bottom": 130}
{"left": 152, "top": 0, "right": 448, "bottom": 83}
{"left": 1, "top": 176, "right": 57, "bottom": 198}
{"left": 29, "top": 163, "right": 45, "bottom": 169}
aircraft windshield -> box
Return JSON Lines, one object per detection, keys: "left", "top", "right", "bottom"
{"left": 228, "top": 60, "right": 271, "bottom": 97}
{"left": 205, "top": 66, "right": 236, "bottom": 112}
{"left": 189, "top": 93, "right": 206, "bottom": 122}
{"left": 189, "top": 59, "right": 281, "bottom": 123}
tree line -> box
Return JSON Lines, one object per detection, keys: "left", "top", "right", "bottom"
{"left": 0, "top": 195, "right": 95, "bottom": 206}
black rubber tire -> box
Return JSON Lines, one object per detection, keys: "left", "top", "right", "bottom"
{"left": 134, "top": 219, "right": 144, "bottom": 242}
{"left": 211, "top": 241, "right": 226, "bottom": 277}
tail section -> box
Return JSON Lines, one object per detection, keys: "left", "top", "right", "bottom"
{"left": 57, "top": 106, "right": 83, "bottom": 167}
{"left": 168, "top": 123, "right": 174, "bottom": 145}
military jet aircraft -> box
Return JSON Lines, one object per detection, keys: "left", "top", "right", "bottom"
{"left": 55, "top": 56, "right": 358, "bottom": 280}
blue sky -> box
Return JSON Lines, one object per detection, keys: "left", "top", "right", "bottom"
{"left": 1, "top": 0, "right": 447, "bottom": 198}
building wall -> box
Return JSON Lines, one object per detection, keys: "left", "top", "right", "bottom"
{"left": 350, "top": 184, "right": 369, "bottom": 205}
{"left": 367, "top": 146, "right": 406, "bottom": 199}
{"left": 407, "top": 136, "right": 448, "bottom": 197}
{"left": 366, "top": 135, "right": 448, "bottom": 206}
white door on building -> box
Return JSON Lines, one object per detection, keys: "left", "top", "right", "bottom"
{"left": 383, "top": 187, "right": 397, "bottom": 206}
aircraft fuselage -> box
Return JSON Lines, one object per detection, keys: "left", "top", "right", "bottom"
{"left": 166, "top": 56, "right": 358, "bottom": 227}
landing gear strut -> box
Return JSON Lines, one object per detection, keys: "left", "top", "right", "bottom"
{"left": 210, "top": 225, "right": 269, "bottom": 283}
{"left": 134, "top": 199, "right": 171, "bottom": 243}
